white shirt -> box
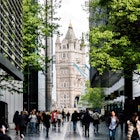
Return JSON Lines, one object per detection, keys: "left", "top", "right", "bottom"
{"left": 109, "top": 117, "right": 117, "bottom": 130}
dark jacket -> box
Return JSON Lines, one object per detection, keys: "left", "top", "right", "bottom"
{"left": 0, "top": 131, "right": 12, "bottom": 140}
{"left": 82, "top": 112, "right": 92, "bottom": 125}
{"left": 18, "top": 114, "right": 26, "bottom": 127}
{"left": 42, "top": 113, "right": 51, "bottom": 128}
{"left": 71, "top": 111, "right": 79, "bottom": 122}
{"left": 13, "top": 114, "right": 19, "bottom": 125}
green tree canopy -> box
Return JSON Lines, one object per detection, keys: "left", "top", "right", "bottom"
{"left": 79, "top": 81, "right": 105, "bottom": 108}
{"left": 22, "top": 0, "right": 59, "bottom": 72}
{"left": 0, "top": 0, "right": 61, "bottom": 94}
{"left": 89, "top": 0, "right": 140, "bottom": 75}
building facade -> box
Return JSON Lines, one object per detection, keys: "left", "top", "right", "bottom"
{"left": 55, "top": 23, "right": 86, "bottom": 109}
{"left": 0, "top": 0, "right": 23, "bottom": 128}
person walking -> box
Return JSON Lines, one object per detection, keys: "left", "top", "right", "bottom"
{"left": 66, "top": 111, "right": 70, "bottom": 122}
{"left": 51, "top": 110, "right": 58, "bottom": 129}
{"left": 19, "top": 111, "right": 27, "bottom": 139}
{"left": 71, "top": 110, "right": 79, "bottom": 132}
{"left": 57, "top": 111, "right": 62, "bottom": 128}
{"left": 0, "top": 122, "right": 12, "bottom": 140}
{"left": 28, "top": 110, "right": 37, "bottom": 134}
{"left": 127, "top": 112, "right": 140, "bottom": 140}
{"left": 82, "top": 109, "right": 92, "bottom": 137}
{"left": 36, "top": 111, "right": 41, "bottom": 133}
{"left": 107, "top": 110, "right": 119, "bottom": 140}
{"left": 62, "top": 109, "right": 66, "bottom": 123}
{"left": 13, "top": 111, "right": 19, "bottom": 135}
{"left": 42, "top": 112, "right": 51, "bottom": 137}
{"left": 92, "top": 110, "right": 100, "bottom": 134}
{"left": 118, "top": 111, "right": 125, "bottom": 132}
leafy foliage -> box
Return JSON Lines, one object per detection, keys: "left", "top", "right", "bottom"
{"left": 89, "top": 0, "right": 140, "bottom": 75}
{"left": 0, "top": 0, "right": 61, "bottom": 95}
{"left": 0, "top": 71, "right": 23, "bottom": 94}
{"left": 22, "top": 0, "right": 56, "bottom": 71}
{"left": 79, "top": 81, "right": 105, "bottom": 108}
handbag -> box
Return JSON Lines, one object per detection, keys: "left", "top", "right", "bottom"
{"left": 131, "top": 128, "right": 139, "bottom": 140}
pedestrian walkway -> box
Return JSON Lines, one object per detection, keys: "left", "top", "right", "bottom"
{"left": 7, "top": 121, "right": 127, "bottom": 140}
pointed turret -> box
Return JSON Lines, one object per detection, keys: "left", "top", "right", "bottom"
{"left": 69, "top": 20, "right": 72, "bottom": 29}
{"left": 65, "top": 21, "right": 76, "bottom": 41}
{"left": 55, "top": 34, "right": 61, "bottom": 44}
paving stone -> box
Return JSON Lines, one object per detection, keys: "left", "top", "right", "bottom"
{"left": 7, "top": 121, "right": 127, "bottom": 140}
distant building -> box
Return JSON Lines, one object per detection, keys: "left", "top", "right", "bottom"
{"left": 55, "top": 23, "right": 86, "bottom": 109}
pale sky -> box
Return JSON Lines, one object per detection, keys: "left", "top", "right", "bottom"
{"left": 55, "top": 0, "right": 89, "bottom": 40}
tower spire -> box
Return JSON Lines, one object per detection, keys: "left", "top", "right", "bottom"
{"left": 69, "top": 20, "right": 72, "bottom": 28}
{"left": 65, "top": 21, "right": 76, "bottom": 41}
{"left": 55, "top": 34, "right": 61, "bottom": 44}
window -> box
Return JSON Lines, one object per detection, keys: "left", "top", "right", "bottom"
{"left": 74, "top": 42, "right": 76, "bottom": 49}
{"left": 61, "top": 53, "right": 66, "bottom": 59}
{"left": 67, "top": 44, "right": 69, "bottom": 49}
{"left": 64, "top": 83, "right": 66, "bottom": 87}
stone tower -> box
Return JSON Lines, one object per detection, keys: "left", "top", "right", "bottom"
{"left": 55, "top": 23, "right": 86, "bottom": 109}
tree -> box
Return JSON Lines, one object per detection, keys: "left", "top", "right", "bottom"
{"left": 79, "top": 81, "right": 105, "bottom": 108}
{"left": 22, "top": 0, "right": 60, "bottom": 90}
{"left": 22, "top": 0, "right": 61, "bottom": 111}
{"left": 89, "top": 0, "right": 140, "bottom": 75}
{"left": 0, "top": 0, "right": 61, "bottom": 95}
{"left": 22, "top": 0, "right": 57, "bottom": 71}
{"left": 89, "top": 0, "right": 140, "bottom": 118}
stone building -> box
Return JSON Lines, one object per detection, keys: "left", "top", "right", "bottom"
{"left": 55, "top": 23, "right": 86, "bottom": 109}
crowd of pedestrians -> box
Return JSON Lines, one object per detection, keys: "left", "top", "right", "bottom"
{"left": 2, "top": 108, "right": 140, "bottom": 140}
{"left": 71, "top": 109, "right": 140, "bottom": 140}
{"left": 12, "top": 109, "right": 69, "bottom": 139}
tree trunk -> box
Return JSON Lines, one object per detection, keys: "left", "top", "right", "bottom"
{"left": 124, "top": 68, "right": 134, "bottom": 133}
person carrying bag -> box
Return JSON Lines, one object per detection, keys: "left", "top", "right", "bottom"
{"left": 127, "top": 112, "right": 140, "bottom": 140}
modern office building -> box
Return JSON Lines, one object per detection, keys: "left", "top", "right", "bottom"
{"left": 0, "top": 0, "right": 23, "bottom": 128}
{"left": 55, "top": 23, "right": 86, "bottom": 109}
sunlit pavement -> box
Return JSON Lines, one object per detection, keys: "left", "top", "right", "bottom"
{"left": 7, "top": 121, "right": 127, "bottom": 140}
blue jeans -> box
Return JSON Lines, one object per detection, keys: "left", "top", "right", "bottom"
{"left": 73, "top": 121, "right": 77, "bottom": 132}
{"left": 30, "top": 122, "right": 36, "bottom": 133}
{"left": 109, "top": 128, "right": 116, "bottom": 140}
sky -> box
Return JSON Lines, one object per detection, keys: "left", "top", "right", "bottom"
{"left": 54, "top": 0, "right": 89, "bottom": 40}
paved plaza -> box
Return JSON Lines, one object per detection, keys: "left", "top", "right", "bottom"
{"left": 7, "top": 121, "right": 127, "bottom": 140}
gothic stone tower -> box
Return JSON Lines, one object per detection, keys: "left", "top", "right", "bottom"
{"left": 55, "top": 23, "right": 86, "bottom": 109}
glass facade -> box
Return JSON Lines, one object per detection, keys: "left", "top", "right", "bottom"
{"left": 0, "top": 0, "right": 23, "bottom": 80}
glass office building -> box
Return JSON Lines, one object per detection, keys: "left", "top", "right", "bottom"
{"left": 0, "top": 0, "right": 23, "bottom": 128}
{"left": 0, "top": 0, "right": 23, "bottom": 80}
